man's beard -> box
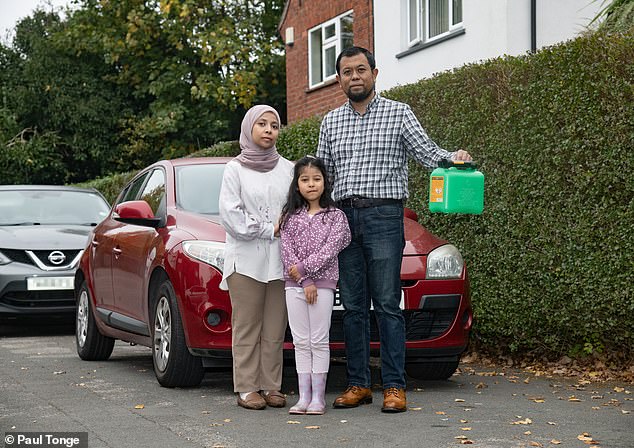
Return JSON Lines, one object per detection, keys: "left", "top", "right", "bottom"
{"left": 347, "top": 84, "right": 375, "bottom": 102}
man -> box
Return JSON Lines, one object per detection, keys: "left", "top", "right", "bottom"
{"left": 316, "top": 46, "right": 471, "bottom": 413}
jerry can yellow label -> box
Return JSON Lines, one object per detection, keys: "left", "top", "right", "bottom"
{"left": 430, "top": 176, "right": 445, "bottom": 203}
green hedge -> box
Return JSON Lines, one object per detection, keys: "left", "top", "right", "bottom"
{"left": 387, "top": 30, "right": 634, "bottom": 360}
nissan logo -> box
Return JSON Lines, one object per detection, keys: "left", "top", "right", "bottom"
{"left": 48, "top": 251, "right": 66, "bottom": 265}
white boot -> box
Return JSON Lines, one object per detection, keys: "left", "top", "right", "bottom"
{"left": 289, "top": 373, "right": 312, "bottom": 414}
{"left": 306, "top": 373, "right": 327, "bottom": 415}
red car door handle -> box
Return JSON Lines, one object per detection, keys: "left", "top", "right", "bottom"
{"left": 113, "top": 247, "right": 122, "bottom": 256}
{"left": 91, "top": 241, "right": 99, "bottom": 247}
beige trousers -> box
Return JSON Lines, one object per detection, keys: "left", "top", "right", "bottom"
{"left": 226, "top": 273, "right": 287, "bottom": 393}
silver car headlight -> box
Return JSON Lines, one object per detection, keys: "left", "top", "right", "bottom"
{"left": 426, "top": 244, "right": 464, "bottom": 279}
{"left": 0, "top": 249, "right": 11, "bottom": 265}
{"left": 182, "top": 241, "right": 225, "bottom": 272}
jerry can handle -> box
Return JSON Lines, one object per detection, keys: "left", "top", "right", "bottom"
{"left": 438, "top": 159, "right": 477, "bottom": 169}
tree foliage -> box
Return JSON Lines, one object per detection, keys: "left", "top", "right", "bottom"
{"left": 592, "top": 0, "right": 634, "bottom": 32}
{"left": 0, "top": 10, "right": 129, "bottom": 184}
{"left": 0, "top": 0, "right": 286, "bottom": 184}
{"left": 59, "top": 0, "right": 286, "bottom": 168}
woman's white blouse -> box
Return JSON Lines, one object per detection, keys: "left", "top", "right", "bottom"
{"left": 218, "top": 158, "right": 294, "bottom": 290}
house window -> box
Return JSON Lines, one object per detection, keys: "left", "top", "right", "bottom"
{"left": 407, "top": 0, "right": 462, "bottom": 45}
{"left": 308, "top": 11, "right": 354, "bottom": 88}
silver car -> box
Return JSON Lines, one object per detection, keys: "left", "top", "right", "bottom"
{"left": 0, "top": 185, "right": 110, "bottom": 318}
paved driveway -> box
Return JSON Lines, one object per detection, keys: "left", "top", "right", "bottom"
{"left": 0, "top": 321, "right": 631, "bottom": 448}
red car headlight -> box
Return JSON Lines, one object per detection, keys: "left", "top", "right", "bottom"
{"left": 182, "top": 240, "right": 225, "bottom": 272}
{"left": 426, "top": 244, "right": 464, "bottom": 279}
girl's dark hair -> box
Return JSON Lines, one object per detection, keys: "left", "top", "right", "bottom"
{"left": 280, "top": 155, "right": 336, "bottom": 229}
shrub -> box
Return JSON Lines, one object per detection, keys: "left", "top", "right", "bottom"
{"left": 386, "top": 30, "right": 634, "bottom": 360}
{"left": 75, "top": 171, "right": 137, "bottom": 204}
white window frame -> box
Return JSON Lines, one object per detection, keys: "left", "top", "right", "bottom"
{"left": 407, "top": 0, "right": 463, "bottom": 47}
{"left": 308, "top": 10, "right": 354, "bottom": 89}
{"left": 407, "top": 0, "right": 422, "bottom": 46}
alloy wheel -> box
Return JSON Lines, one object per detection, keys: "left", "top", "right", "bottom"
{"left": 153, "top": 296, "right": 172, "bottom": 372}
{"left": 76, "top": 289, "right": 89, "bottom": 348}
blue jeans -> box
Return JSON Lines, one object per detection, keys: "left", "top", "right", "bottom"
{"left": 338, "top": 203, "right": 406, "bottom": 389}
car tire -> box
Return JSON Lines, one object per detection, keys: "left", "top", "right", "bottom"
{"left": 405, "top": 359, "right": 460, "bottom": 380}
{"left": 76, "top": 281, "right": 115, "bottom": 361}
{"left": 152, "top": 278, "right": 204, "bottom": 388}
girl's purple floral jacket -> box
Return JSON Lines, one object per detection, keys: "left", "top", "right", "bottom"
{"left": 280, "top": 207, "right": 351, "bottom": 289}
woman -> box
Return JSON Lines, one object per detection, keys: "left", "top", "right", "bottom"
{"left": 219, "top": 105, "right": 294, "bottom": 410}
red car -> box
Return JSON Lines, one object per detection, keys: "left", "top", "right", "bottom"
{"left": 75, "top": 157, "right": 472, "bottom": 387}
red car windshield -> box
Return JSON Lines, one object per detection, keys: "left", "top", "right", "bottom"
{"left": 175, "top": 164, "right": 226, "bottom": 215}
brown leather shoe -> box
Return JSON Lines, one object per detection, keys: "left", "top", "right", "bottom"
{"left": 333, "top": 386, "right": 372, "bottom": 408}
{"left": 381, "top": 387, "right": 407, "bottom": 413}
{"left": 261, "top": 390, "right": 286, "bottom": 408}
{"left": 237, "top": 392, "right": 266, "bottom": 410}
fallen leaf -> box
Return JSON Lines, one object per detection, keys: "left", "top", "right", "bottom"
{"left": 568, "top": 396, "right": 582, "bottom": 402}
{"left": 201, "top": 411, "right": 210, "bottom": 414}
{"left": 524, "top": 378, "right": 531, "bottom": 384}
{"left": 455, "top": 398, "right": 466, "bottom": 402}
{"left": 435, "top": 411, "right": 446, "bottom": 415}
{"left": 475, "top": 382, "right": 488, "bottom": 389}
{"left": 550, "top": 440, "right": 562, "bottom": 445}
{"left": 287, "top": 420, "right": 301, "bottom": 424}
{"left": 511, "top": 418, "right": 532, "bottom": 425}
{"left": 460, "top": 440, "right": 474, "bottom": 445}
{"left": 409, "top": 407, "right": 422, "bottom": 411}
{"left": 223, "top": 419, "right": 231, "bottom": 423}
{"left": 547, "top": 422, "right": 557, "bottom": 425}
{"left": 454, "top": 436, "right": 468, "bottom": 440}
{"left": 340, "top": 420, "right": 348, "bottom": 423}
{"left": 577, "top": 433, "right": 594, "bottom": 442}
{"left": 461, "top": 427, "right": 472, "bottom": 431}
{"left": 614, "top": 386, "right": 625, "bottom": 393}
{"left": 53, "top": 371, "right": 66, "bottom": 375}
{"left": 460, "top": 419, "right": 469, "bottom": 423}
{"left": 524, "top": 431, "right": 532, "bottom": 435}
{"left": 622, "top": 410, "right": 631, "bottom": 414}
{"left": 529, "top": 442, "right": 542, "bottom": 447}
{"left": 305, "top": 425, "right": 320, "bottom": 429}
{"left": 134, "top": 404, "right": 144, "bottom": 409}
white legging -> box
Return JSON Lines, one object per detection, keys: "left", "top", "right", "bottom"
{"left": 285, "top": 287, "right": 334, "bottom": 374}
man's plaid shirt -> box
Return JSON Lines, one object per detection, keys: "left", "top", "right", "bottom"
{"left": 316, "top": 93, "right": 455, "bottom": 201}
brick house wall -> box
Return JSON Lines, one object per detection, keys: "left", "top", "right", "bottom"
{"left": 279, "top": 0, "right": 374, "bottom": 123}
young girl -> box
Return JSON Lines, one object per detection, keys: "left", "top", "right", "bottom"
{"left": 279, "top": 156, "right": 351, "bottom": 415}
{"left": 219, "top": 105, "right": 294, "bottom": 410}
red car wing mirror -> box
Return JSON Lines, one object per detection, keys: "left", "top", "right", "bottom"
{"left": 114, "top": 200, "right": 162, "bottom": 228}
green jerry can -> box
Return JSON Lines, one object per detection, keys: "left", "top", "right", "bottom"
{"left": 429, "top": 160, "right": 484, "bottom": 214}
